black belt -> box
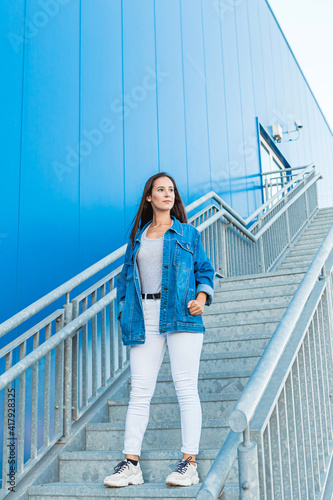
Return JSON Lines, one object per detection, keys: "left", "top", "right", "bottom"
{"left": 141, "top": 292, "right": 161, "bottom": 300}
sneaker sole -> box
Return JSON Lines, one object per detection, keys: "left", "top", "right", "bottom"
{"left": 104, "top": 475, "right": 144, "bottom": 487}
{"left": 166, "top": 477, "right": 199, "bottom": 487}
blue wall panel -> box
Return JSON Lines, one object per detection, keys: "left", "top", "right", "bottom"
{"left": 154, "top": 0, "right": 187, "bottom": 198}
{"left": 80, "top": 0, "right": 124, "bottom": 268}
{"left": 220, "top": 5, "right": 247, "bottom": 213}
{"left": 179, "top": 0, "right": 211, "bottom": 202}
{"left": 235, "top": 3, "right": 262, "bottom": 214}
{"left": 0, "top": 0, "right": 25, "bottom": 321}
{"left": 122, "top": 0, "right": 159, "bottom": 233}
{"left": 17, "top": 0, "right": 80, "bottom": 312}
{"left": 201, "top": 0, "right": 229, "bottom": 202}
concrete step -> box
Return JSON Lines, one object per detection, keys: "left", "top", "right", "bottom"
{"left": 217, "top": 270, "right": 304, "bottom": 290}
{"left": 280, "top": 256, "right": 313, "bottom": 265}
{"left": 302, "top": 227, "right": 332, "bottom": 236}
{"left": 203, "top": 321, "right": 278, "bottom": 337}
{"left": 58, "top": 449, "right": 222, "bottom": 484}
{"left": 279, "top": 262, "right": 311, "bottom": 270}
{"left": 291, "top": 242, "right": 321, "bottom": 250}
{"left": 289, "top": 247, "right": 318, "bottom": 256}
{"left": 201, "top": 332, "right": 271, "bottom": 353}
{"left": 207, "top": 294, "right": 293, "bottom": 314}
{"left": 203, "top": 307, "right": 286, "bottom": 328}
{"left": 108, "top": 393, "right": 240, "bottom": 422}
{"left": 213, "top": 283, "right": 299, "bottom": 300}
{"left": 161, "top": 350, "right": 262, "bottom": 374}
{"left": 29, "top": 482, "right": 201, "bottom": 499}
{"left": 297, "top": 234, "right": 328, "bottom": 244}
{"left": 86, "top": 418, "right": 230, "bottom": 451}
{"left": 153, "top": 370, "right": 251, "bottom": 397}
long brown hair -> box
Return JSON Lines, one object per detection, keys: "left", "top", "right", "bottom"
{"left": 128, "top": 172, "right": 188, "bottom": 247}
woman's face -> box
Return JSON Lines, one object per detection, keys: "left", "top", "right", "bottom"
{"left": 146, "top": 176, "right": 175, "bottom": 214}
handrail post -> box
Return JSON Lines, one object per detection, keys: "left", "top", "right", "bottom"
{"left": 63, "top": 294, "right": 73, "bottom": 438}
{"left": 238, "top": 426, "right": 260, "bottom": 499}
{"left": 257, "top": 218, "right": 265, "bottom": 273}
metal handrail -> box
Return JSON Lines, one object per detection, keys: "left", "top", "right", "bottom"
{"left": 229, "top": 224, "right": 333, "bottom": 433}
{"left": 261, "top": 164, "right": 311, "bottom": 175}
{"left": 188, "top": 163, "right": 315, "bottom": 228}
{"left": 0, "top": 164, "right": 314, "bottom": 340}
{"left": 0, "top": 289, "right": 116, "bottom": 392}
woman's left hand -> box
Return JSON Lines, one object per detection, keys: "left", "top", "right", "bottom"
{"left": 187, "top": 298, "right": 205, "bottom": 316}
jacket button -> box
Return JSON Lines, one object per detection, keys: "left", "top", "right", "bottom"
{"left": 186, "top": 244, "right": 189, "bottom": 249}
{"left": 165, "top": 265, "right": 168, "bottom": 268}
{"left": 164, "top": 286, "right": 168, "bottom": 290}
{"left": 161, "top": 329, "right": 165, "bottom": 332}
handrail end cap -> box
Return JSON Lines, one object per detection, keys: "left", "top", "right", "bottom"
{"left": 229, "top": 410, "right": 248, "bottom": 433}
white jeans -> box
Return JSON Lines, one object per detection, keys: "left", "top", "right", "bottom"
{"left": 122, "top": 298, "right": 204, "bottom": 456}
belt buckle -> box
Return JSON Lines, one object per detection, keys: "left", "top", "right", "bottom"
{"left": 153, "top": 293, "right": 157, "bottom": 301}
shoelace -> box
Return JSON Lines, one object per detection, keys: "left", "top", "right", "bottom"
{"left": 114, "top": 459, "right": 130, "bottom": 474}
{"left": 173, "top": 456, "right": 196, "bottom": 475}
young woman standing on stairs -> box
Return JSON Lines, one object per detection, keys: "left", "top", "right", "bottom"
{"left": 103, "top": 172, "right": 215, "bottom": 488}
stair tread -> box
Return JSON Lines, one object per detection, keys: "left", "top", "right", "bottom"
{"left": 29, "top": 481, "right": 201, "bottom": 497}
{"left": 164, "top": 350, "right": 263, "bottom": 363}
{"left": 60, "top": 449, "right": 222, "bottom": 460}
{"left": 108, "top": 392, "right": 240, "bottom": 407}
{"left": 156, "top": 369, "right": 252, "bottom": 382}
{"left": 87, "top": 418, "right": 230, "bottom": 431}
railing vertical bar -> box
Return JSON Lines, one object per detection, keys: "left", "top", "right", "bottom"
{"left": 109, "top": 278, "right": 115, "bottom": 378}
{"left": 313, "top": 309, "right": 329, "bottom": 460}
{"left": 318, "top": 298, "right": 333, "bottom": 441}
{"left": 100, "top": 283, "right": 107, "bottom": 387}
{"left": 31, "top": 331, "right": 39, "bottom": 459}
{"left": 54, "top": 314, "right": 64, "bottom": 435}
{"left": 91, "top": 290, "right": 97, "bottom": 397}
{"left": 285, "top": 371, "right": 301, "bottom": 496}
{"left": 304, "top": 325, "right": 322, "bottom": 491}
{"left": 71, "top": 299, "right": 79, "bottom": 420}
{"left": 43, "top": 323, "right": 51, "bottom": 446}
{"left": 81, "top": 297, "right": 88, "bottom": 407}
{"left": 2, "top": 351, "right": 13, "bottom": 490}
{"left": 279, "top": 386, "right": 293, "bottom": 499}
{"left": 308, "top": 321, "right": 325, "bottom": 472}
{"left": 298, "top": 343, "right": 316, "bottom": 497}
{"left": 267, "top": 422, "right": 275, "bottom": 498}
{"left": 17, "top": 340, "right": 27, "bottom": 474}
{"left": 270, "top": 403, "right": 284, "bottom": 498}
{"left": 292, "top": 358, "right": 309, "bottom": 499}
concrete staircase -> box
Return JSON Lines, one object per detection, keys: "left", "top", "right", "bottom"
{"left": 28, "top": 208, "right": 333, "bottom": 500}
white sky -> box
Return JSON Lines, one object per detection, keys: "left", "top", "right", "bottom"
{"left": 268, "top": 0, "right": 333, "bottom": 131}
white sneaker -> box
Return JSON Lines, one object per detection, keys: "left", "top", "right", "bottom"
{"left": 103, "top": 459, "right": 144, "bottom": 487}
{"left": 165, "top": 456, "right": 199, "bottom": 486}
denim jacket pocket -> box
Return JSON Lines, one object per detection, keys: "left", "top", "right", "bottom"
{"left": 174, "top": 240, "right": 194, "bottom": 270}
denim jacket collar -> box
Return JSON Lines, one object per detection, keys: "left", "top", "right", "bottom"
{"left": 134, "top": 214, "right": 183, "bottom": 243}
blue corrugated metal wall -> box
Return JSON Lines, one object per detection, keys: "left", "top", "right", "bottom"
{"left": 1, "top": 0, "right": 332, "bottom": 324}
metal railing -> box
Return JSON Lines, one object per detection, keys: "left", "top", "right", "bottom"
{"left": 198, "top": 213, "right": 333, "bottom": 496}
{"left": 0, "top": 163, "right": 320, "bottom": 494}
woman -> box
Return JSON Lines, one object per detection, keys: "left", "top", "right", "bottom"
{"left": 104, "top": 172, "right": 215, "bottom": 488}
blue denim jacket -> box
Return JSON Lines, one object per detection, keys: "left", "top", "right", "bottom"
{"left": 116, "top": 215, "right": 215, "bottom": 345}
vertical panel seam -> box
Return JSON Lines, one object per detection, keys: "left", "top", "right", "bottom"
{"left": 121, "top": 0, "right": 126, "bottom": 232}
{"left": 178, "top": 0, "right": 189, "bottom": 203}
{"left": 217, "top": 1, "right": 232, "bottom": 204}
{"left": 16, "top": 0, "right": 28, "bottom": 317}
{"left": 153, "top": 0, "right": 160, "bottom": 172}
{"left": 199, "top": 0, "right": 212, "bottom": 192}
{"left": 234, "top": 6, "right": 249, "bottom": 217}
